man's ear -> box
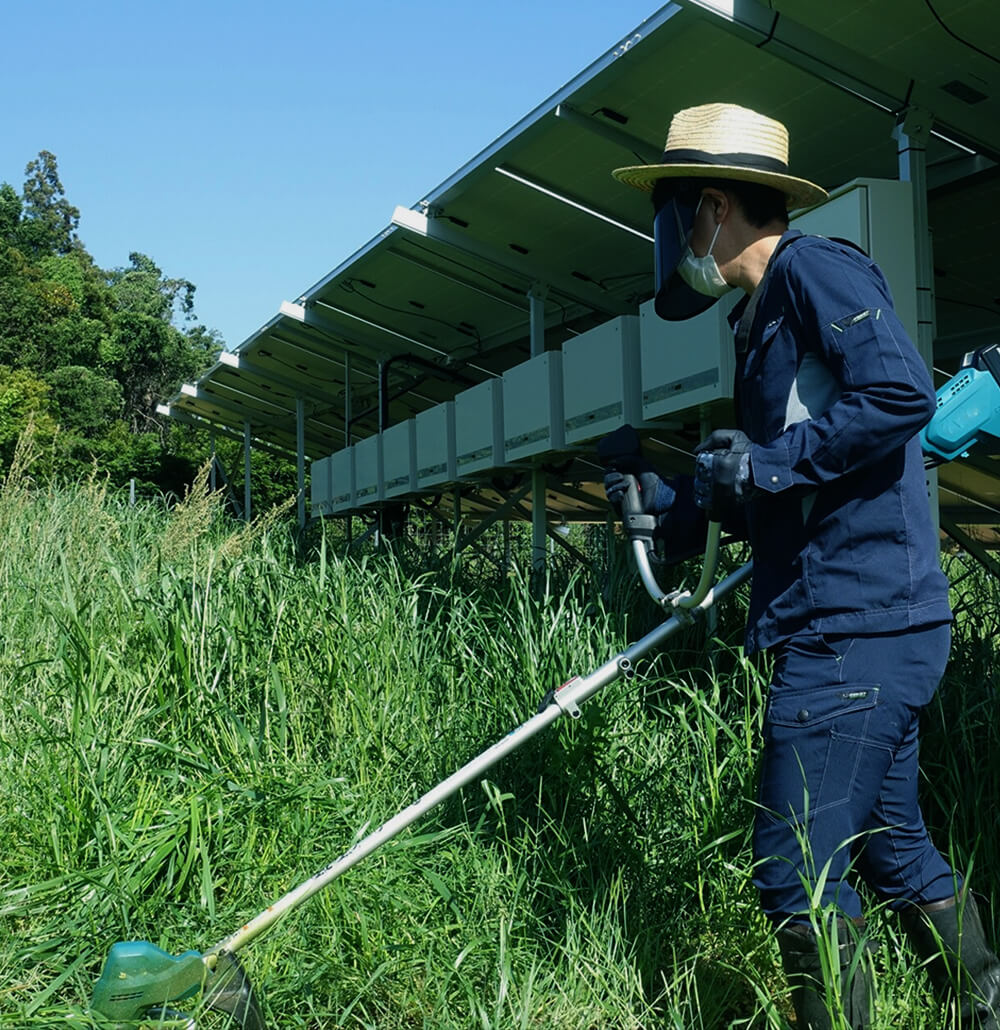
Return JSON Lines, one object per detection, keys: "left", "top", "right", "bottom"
{"left": 702, "top": 187, "right": 729, "bottom": 224}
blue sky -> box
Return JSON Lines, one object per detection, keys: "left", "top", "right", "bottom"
{"left": 2, "top": 1, "right": 660, "bottom": 350}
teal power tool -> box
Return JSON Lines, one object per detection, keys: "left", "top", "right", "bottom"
{"left": 922, "top": 343, "right": 1000, "bottom": 465}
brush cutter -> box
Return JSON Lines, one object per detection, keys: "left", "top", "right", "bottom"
{"left": 90, "top": 472, "right": 748, "bottom": 1028}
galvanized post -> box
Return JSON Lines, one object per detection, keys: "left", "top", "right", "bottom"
{"left": 895, "top": 107, "right": 939, "bottom": 535}
{"left": 344, "top": 356, "right": 353, "bottom": 443}
{"left": 344, "top": 355, "right": 353, "bottom": 547}
{"left": 243, "top": 421, "right": 252, "bottom": 524}
{"left": 894, "top": 107, "right": 935, "bottom": 369}
{"left": 528, "top": 284, "right": 548, "bottom": 587}
{"left": 209, "top": 429, "right": 217, "bottom": 493}
{"left": 296, "top": 396, "right": 306, "bottom": 529}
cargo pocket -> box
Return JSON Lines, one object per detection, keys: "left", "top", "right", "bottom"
{"left": 758, "top": 682, "right": 880, "bottom": 826}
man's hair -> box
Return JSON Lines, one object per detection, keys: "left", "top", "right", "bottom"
{"left": 716, "top": 179, "right": 789, "bottom": 228}
{"left": 652, "top": 176, "right": 789, "bottom": 229}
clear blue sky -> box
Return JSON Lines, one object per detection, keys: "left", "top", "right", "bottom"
{"left": 2, "top": 1, "right": 661, "bottom": 350}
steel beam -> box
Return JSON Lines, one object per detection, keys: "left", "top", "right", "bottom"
{"left": 179, "top": 383, "right": 292, "bottom": 429}
{"left": 453, "top": 484, "right": 532, "bottom": 555}
{"left": 496, "top": 165, "right": 653, "bottom": 242}
{"left": 554, "top": 103, "right": 662, "bottom": 164}
{"left": 283, "top": 298, "right": 446, "bottom": 361}
{"left": 156, "top": 405, "right": 299, "bottom": 461}
{"left": 391, "top": 206, "right": 633, "bottom": 318}
{"left": 218, "top": 351, "right": 345, "bottom": 413}
{"left": 387, "top": 246, "right": 529, "bottom": 314}
{"left": 941, "top": 516, "right": 1000, "bottom": 578}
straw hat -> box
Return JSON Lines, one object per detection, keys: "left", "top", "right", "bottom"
{"left": 613, "top": 103, "right": 828, "bottom": 210}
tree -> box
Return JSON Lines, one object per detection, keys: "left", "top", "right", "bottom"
{"left": 16, "top": 151, "right": 80, "bottom": 257}
{"left": 44, "top": 366, "right": 123, "bottom": 438}
{"left": 101, "top": 312, "right": 207, "bottom": 432}
{"left": 0, "top": 366, "right": 58, "bottom": 469}
{"left": 108, "top": 252, "right": 195, "bottom": 323}
{"left": 0, "top": 183, "right": 21, "bottom": 244}
{"left": 0, "top": 149, "right": 226, "bottom": 493}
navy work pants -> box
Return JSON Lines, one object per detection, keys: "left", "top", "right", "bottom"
{"left": 752, "top": 623, "right": 957, "bottom": 922}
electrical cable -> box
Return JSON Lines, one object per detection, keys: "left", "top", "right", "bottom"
{"left": 341, "top": 279, "right": 482, "bottom": 344}
{"left": 922, "top": 0, "right": 1000, "bottom": 68}
{"left": 403, "top": 239, "right": 529, "bottom": 300}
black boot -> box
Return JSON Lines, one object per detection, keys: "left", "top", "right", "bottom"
{"left": 900, "top": 893, "right": 1000, "bottom": 1028}
{"left": 777, "top": 918, "right": 873, "bottom": 1029}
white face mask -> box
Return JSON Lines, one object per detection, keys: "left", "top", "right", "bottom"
{"left": 676, "top": 203, "right": 732, "bottom": 298}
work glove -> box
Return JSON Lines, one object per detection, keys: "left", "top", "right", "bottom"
{"left": 603, "top": 458, "right": 677, "bottom": 516}
{"left": 597, "top": 425, "right": 676, "bottom": 517}
{"left": 693, "top": 428, "right": 753, "bottom": 522}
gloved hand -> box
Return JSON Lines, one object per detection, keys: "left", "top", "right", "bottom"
{"left": 603, "top": 456, "right": 676, "bottom": 516}
{"left": 693, "top": 428, "right": 753, "bottom": 522}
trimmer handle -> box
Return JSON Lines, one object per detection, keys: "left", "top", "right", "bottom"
{"left": 597, "top": 425, "right": 657, "bottom": 550}
{"left": 619, "top": 474, "right": 657, "bottom": 550}
{"left": 598, "top": 427, "right": 724, "bottom": 613}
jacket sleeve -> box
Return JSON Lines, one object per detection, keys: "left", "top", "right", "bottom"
{"left": 749, "top": 241, "right": 936, "bottom": 494}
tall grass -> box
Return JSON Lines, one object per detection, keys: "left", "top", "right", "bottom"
{"left": 0, "top": 463, "right": 997, "bottom": 1027}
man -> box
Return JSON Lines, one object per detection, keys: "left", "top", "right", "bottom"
{"left": 605, "top": 103, "right": 1000, "bottom": 1028}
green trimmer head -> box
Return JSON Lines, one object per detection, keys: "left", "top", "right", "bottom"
{"left": 91, "top": 942, "right": 264, "bottom": 1028}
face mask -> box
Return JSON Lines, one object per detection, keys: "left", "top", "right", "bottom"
{"left": 676, "top": 210, "right": 731, "bottom": 298}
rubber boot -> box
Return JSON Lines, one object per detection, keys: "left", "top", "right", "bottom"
{"left": 900, "top": 893, "right": 1000, "bottom": 1028}
{"left": 777, "top": 919, "right": 873, "bottom": 1029}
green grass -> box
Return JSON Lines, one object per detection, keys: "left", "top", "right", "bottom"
{"left": 0, "top": 462, "right": 997, "bottom": 1027}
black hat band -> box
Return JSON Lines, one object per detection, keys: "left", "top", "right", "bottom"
{"left": 657, "top": 147, "right": 790, "bottom": 175}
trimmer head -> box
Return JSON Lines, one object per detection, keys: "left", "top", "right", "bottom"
{"left": 90, "top": 942, "right": 264, "bottom": 1028}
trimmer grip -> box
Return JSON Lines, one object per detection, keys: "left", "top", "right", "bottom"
{"left": 622, "top": 474, "right": 643, "bottom": 520}
{"left": 618, "top": 473, "right": 657, "bottom": 546}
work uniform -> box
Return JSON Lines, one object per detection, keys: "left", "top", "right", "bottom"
{"left": 686, "top": 230, "right": 956, "bottom": 922}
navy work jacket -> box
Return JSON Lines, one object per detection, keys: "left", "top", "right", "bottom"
{"left": 708, "top": 230, "right": 950, "bottom": 653}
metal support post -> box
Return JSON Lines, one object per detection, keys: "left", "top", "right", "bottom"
{"left": 895, "top": 106, "right": 940, "bottom": 534}
{"left": 344, "top": 356, "right": 353, "bottom": 547}
{"left": 531, "top": 471, "right": 547, "bottom": 585}
{"left": 894, "top": 107, "right": 935, "bottom": 369}
{"left": 452, "top": 486, "right": 462, "bottom": 565}
{"left": 527, "top": 284, "right": 548, "bottom": 358}
{"left": 296, "top": 396, "right": 306, "bottom": 529}
{"left": 344, "top": 356, "right": 353, "bottom": 443}
{"left": 528, "top": 282, "right": 549, "bottom": 587}
{"left": 210, "top": 429, "right": 217, "bottom": 493}
{"left": 243, "top": 421, "right": 252, "bottom": 523}
{"left": 377, "top": 358, "right": 387, "bottom": 433}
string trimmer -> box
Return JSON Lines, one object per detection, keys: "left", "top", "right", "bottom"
{"left": 90, "top": 443, "right": 747, "bottom": 1028}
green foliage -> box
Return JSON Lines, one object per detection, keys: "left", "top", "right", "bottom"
{"left": 16, "top": 150, "right": 80, "bottom": 257}
{"left": 44, "top": 366, "right": 123, "bottom": 437}
{"left": 107, "top": 251, "right": 196, "bottom": 323}
{"left": 0, "top": 151, "right": 233, "bottom": 496}
{"left": 0, "top": 366, "right": 58, "bottom": 467}
{"left": 0, "top": 182, "right": 21, "bottom": 242}
{"left": 0, "top": 485, "right": 995, "bottom": 1028}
